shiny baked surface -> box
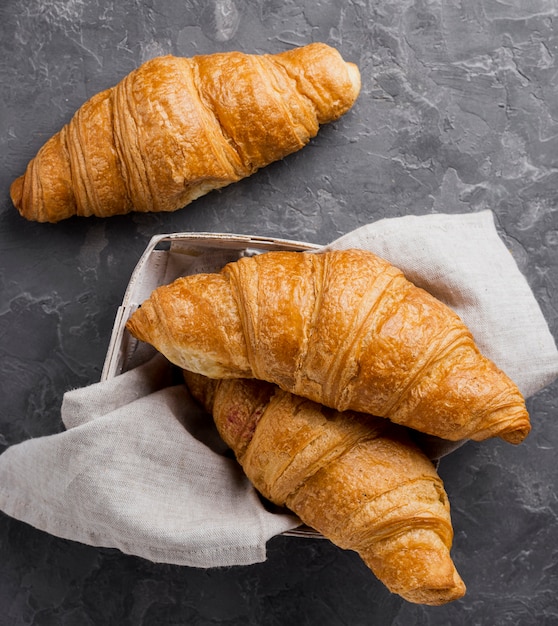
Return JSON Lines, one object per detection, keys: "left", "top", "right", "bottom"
{"left": 127, "top": 249, "right": 530, "bottom": 443}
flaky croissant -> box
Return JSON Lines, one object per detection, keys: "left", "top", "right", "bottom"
{"left": 10, "top": 43, "right": 360, "bottom": 223}
{"left": 183, "top": 370, "right": 466, "bottom": 605}
{"left": 126, "top": 248, "right": 530, "bottom": 444}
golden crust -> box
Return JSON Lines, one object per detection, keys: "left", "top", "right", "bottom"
{"left": 11, "top": 43, "right": 360, "bottom": 222}
{"left": 127, "top": 248, "right": 530, "bottom": 444}
{"left": 184, "top": 372, "right": 466, "bottom": 605}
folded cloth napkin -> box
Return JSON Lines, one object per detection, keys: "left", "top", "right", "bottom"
{"left": 1, "top": 210, "right": 557, "bottom": 567}
{"left": 0, "top": 353, "right": 299, "bottom": 566}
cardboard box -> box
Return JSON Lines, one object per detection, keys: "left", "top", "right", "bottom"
{"left": 101, "top": 232, "right": 322, "bottom": 539}
{"left": 102, "top": 232, "right": 319, "bottom": 381}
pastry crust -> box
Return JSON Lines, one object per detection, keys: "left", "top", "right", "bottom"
{"left": 11, "top": 43, "right": 360, "bottom": 222}
{"left": 184, "top": 371, "right": 466, "bottom": 605}
{"left": 127, "top": 248, "right": 530, "bottom": 444}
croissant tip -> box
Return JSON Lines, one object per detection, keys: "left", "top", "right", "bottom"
{"left": 346, "top": 62, "right": 361, "bottom": 100}
{"left": 10, "top": 176, "right": 24, "bottom": 213}
{"left": 500, "top": 424, "right": 531, "bottom": 445}
{"left": 401, "top": 576, "right": 466, "bottom": 606}
{"left": 125, "top": 306, "right": 147, "bottom": 342}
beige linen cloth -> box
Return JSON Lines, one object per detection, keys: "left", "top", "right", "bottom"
{"left": 1, "top": 210, "right": 557, "bottom": 566}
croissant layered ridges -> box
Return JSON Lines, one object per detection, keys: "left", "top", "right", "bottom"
{"left": 183, "top": 372, "right": 466, "bottom": 605}
{"left": 11, "top": 43, "right": 361, "bottom": 222}
{"left": 126, "top": 248, "right": 530, "bottom": 444}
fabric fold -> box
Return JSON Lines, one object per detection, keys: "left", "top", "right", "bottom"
{"left": 0, "top": 359, "right": 299, "bottom": 566}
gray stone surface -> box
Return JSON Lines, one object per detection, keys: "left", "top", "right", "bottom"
{"left": 1, "top": 0, "right": 557, "bottom": 623}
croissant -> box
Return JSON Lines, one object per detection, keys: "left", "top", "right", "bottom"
{"left": 126, "top": 248, "right": 530, "bottom": 444}
{"left": 10, "top": 43, "right": 360, "bottom": 223}
{"left": 183, "top": 370, "right": 466, "bottom": 605}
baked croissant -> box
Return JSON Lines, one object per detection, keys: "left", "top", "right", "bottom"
{"left": 183, "top": 370, "right": 466, "bottom": 605}
{"left": 10, "top": 43, "right": 360, "bottom": 223}
{"left": 126, "top": 248, "right": 530, "bottom": 444}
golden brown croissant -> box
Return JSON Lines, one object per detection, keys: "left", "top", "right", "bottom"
{"left": 126, "top": 248, "right": 530, "bottom": 444}
{"left": 183, "top": 370, "right": 466, "bottom": 605}
{"left": 10, "top": 43, "right": 360, "bottom": 223}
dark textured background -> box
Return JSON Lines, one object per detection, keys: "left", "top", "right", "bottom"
{"left": 1, "top": 1, "right": 557, "bottom": 624}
